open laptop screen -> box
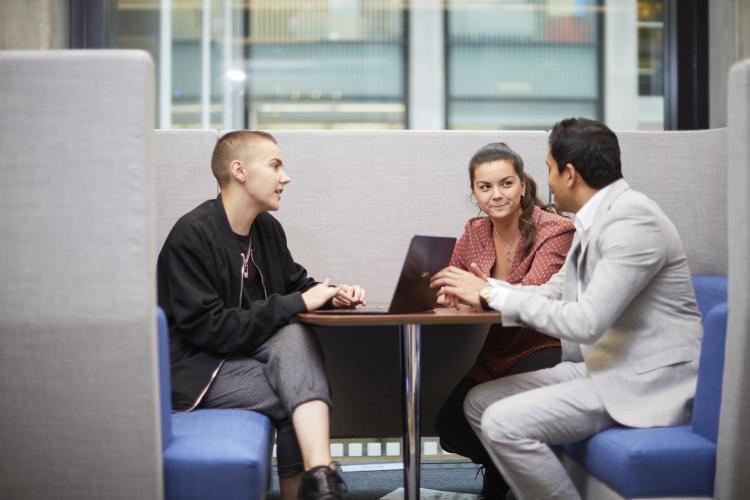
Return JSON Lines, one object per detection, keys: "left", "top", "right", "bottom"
{"left": 317, "top": 235, "right": 456, "bottom": 315}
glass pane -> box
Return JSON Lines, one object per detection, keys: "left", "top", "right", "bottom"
{"left": 446, "top": 0, "right": 665, "bottom": 131}
{"left": 106, "top": 0, "right": 163, "bottom": 121}
{"left": 447, "top": 0, "right": 602, "bottom": 130}
{"left": 245, "top": 1, "right": 406, "bottom": 130}
{"left": 107, "top": 0, "right": 406, "bottom": 130}
{"left": 106, "top": 0, "right": 663, "bottom": 131}
{"left": 637, "top": 0, "right": 665, "bottom": 130}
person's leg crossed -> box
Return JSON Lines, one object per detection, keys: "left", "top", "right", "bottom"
{"left": 463, "top": 361, "right": 586, "bottom": 434}
{"left": 261, "top": 322, "right": 332, "bottom": 414}
{"left": 479, "top": 371, "right": 614, "bottom": 500}
{"left": 199, "top": 356, "right": 306, "bottom": 479}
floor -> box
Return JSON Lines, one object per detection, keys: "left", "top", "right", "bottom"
{"left": 267, "top": 461, "right": 483, "bottom": 500}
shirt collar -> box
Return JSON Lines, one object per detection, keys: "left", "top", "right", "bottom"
{"left": 574, "top": 184, "right": 612, "bottom": 232}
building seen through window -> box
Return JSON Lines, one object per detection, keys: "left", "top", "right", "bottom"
{"left": 107, "top": 1, "right": 664, "bottom": 131}
{"left": 108, "top": 0, "right": 406, "bottom": 130}
{"left": 637, "top": 0, "right": 664, "bottom": 130}
{"left": 107, "top": 0, "right": 665, "bottom": 132}
{"left": 446, "top": 0, "right": 601, "bottom": 130}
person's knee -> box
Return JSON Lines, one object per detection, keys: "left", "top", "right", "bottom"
{"left": 480, "top": 402, "right": 519, "bottom": 445}
{"left": 271, "top": 323, "right": 321, "bottom": 358}
{"left": 273, "top": 322, "right": 308, "bottom": 343}
{"left": 463, "top": 384, "right": 488, "bottom": 425}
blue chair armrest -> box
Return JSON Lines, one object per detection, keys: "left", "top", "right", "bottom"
{"left": 157, "top": 307, "right": 172, "bottom": 450}
{"left": 691, "top": 275, "right": 727, "bottom": 321}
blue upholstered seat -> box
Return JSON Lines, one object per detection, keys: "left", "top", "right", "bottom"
{"left": 562, "top": 275, "right": 728, "bottom": 498}
{"left": 157, "top": 308, "right": 273, "bottom": 500}
{"left": 165, "top": 409, "right": 273, "bottom": 500}
{"left": 562, "top": 425, "right": 716, "bottom": 497}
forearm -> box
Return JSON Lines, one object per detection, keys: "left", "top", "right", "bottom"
{"left": 169, "top": 292, "right": 308, "bottom": 355}
{"left": 489, "top": 269, "right": 564, "bottom": 300}
{"left": 500, "top": 290, "right": 599, "bottom": 343}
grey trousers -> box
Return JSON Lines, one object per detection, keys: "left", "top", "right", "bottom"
{"left": 199, "top": 322, "right": 332, "bottom": 478}
{"left": 464, "top": 361, "right": 616, "bottom": 500}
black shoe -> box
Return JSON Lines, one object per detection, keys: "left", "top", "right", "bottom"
{"left": 477, "top": 463, "right": 509, "bottom": 500}
{"left": 299, "top": 462, "right": 347, "bottom": 500}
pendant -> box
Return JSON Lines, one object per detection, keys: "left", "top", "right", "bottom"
{"left": 244, "top": 271, "right": 249, "bottom": 279}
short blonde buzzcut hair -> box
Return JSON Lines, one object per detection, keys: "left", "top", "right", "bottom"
{"left": 210, "top": 130, "right": 278, "bottom": 187}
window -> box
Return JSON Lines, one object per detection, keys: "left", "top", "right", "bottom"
{"left": 637, "top": 0, "right": 665, "bottom": 130}
{"left": 106, "top": 1, "right": 666, "bottom": 131}
{"left": 107, "top": 0, "right": 407, "bottom": 130}
{"left": 446, "top": 0, "right": 602, "bottom": 130}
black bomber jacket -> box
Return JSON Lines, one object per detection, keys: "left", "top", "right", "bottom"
{"left": 157, "top": 195, "right": 317, "bottom": 411}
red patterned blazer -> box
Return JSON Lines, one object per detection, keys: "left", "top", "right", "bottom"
{"left": 450, "top": 205, "right": 575, "bottom": 381}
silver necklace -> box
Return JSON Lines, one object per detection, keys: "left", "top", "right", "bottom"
{"left": 493, "top": 226, "right": 520, "bottom": 264}
{"left": 241, "top": 238, "right": 252, "bottom": 279}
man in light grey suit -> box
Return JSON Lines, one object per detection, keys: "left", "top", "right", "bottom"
{"left": 431, "top": 118, "right": 703, "bottom": 500}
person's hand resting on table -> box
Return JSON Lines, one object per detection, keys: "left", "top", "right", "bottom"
{"left": 430, "top": 263, "right": 489, "bottom": 309}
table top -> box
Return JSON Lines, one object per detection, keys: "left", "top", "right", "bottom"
{"left": 298, "top": 307, "right": 502, "bottom": 326}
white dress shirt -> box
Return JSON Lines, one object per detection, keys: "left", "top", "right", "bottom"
{"left": 486, "top": 184, "right": 613, "bottom": 311}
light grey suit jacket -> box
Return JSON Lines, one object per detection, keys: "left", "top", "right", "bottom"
{"left": 500, "top": 179, "right": 703, "bottom": 428}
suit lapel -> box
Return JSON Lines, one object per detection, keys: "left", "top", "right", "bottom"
{"left": 563, "top": 233, "right": 582, "bottom": 301}
{"left": 576, "top": 179, "right": 631, "bottom": 287}
{"left": 557, "top": 231, "right": 584, "bottom": 362}
{"left": 562, "top": 238, "right": 583, "bottom": 363}
{"left": 583, "top": 179, "right": 630, "bottom": 247}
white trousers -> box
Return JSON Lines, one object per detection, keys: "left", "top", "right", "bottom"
{"left": 464, "top": 361, "right": 616, "bottom": 500}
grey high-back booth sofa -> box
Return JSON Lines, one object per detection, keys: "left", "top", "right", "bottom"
{"left": 155, "top": 127, "right": 727, "bottom": 440}
{"left": 3, "top": 49, "right": 749, "bottom": 500}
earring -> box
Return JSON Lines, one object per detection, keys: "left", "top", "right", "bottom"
{"left": 521, "top": 191, "right": 526, "bottom": 198}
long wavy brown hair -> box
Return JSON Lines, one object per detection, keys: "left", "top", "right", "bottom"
{"left": 468, "top": 142, "right": 554, "bottom": 260}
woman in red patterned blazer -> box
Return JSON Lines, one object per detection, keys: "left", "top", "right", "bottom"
{"left": 434, "top": 142, "right": 575, "bottom": 499}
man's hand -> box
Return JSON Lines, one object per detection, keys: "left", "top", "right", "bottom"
{"left": 468, "top": 262, "right": 488, "bottom": 281}
{"left": 332, "top": 284, "right": 367, "bottom": 309}
{"left": 302, "top": 279, "right": 341, "bottom": 311}
{"left": 430, "top": 265, "right": 488, "bottom": 308}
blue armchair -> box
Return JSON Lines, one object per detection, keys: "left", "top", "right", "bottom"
{"left": 561, "top": 275, "right": 728, "bottom": 498}
{"left": 157, "top": 308, "right": 274, "bottom": 500}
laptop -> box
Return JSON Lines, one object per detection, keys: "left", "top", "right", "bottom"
{"left": 317, "top": 235, "right": 457, "bottom": 315}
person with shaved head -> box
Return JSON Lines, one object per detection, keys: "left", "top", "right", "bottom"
{"left": 158, "top": 130, "right": 364, "bottom": 500}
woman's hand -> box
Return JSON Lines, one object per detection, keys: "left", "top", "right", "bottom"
{"left": 430, "top": 265, "right": 488, "bottom": 308}
{"left": 302, "top": 279, "right": 341, "bottom": 311}
{"left": 436, "top": 286, "right": 462, "bottom": 309}
{"left": 332, "top": 284, "right": 367, "bottom": 309}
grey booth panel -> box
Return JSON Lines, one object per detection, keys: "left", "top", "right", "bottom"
{"left": 272, "top": 130, "right": 550, "bottom": 304}
{"left": 716, "top": 59, "right": 750, "bottom": 500}
{"left": 617, "top": 129, "right": 727, "bottom": 276}
{"left": 0, "top": 51, "right": 161, "bottom": 499}
{"left": 154, "top": 129, "right": 219, "bottom": 251}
